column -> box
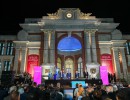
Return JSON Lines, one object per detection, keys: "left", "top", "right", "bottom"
{"left": 39, "top": 32, "right": 44, "bottom": 65}
{"left": 14, "top": 48, "right": 20, "bottom": 72}
{"left": 82, "top": 32, "right": 86, "bottom": 71}
{"left": 112, "top": 47, "right": 121, "bottom": 78}
{"left": 91, "top": 30, "right": 98, "bottom": 63}
{"left": 84, "top": 29, "right": 97, "bottom": 63}
{"left": 55, "top": 32, "right": 57, "bottom": 66}
{"left": 43, "top": 30, "right": 49, "bottom": 63}
{"left": 84, "top": 30, "right": 91, "bottom": 63}
{"left": 50, "top": 30, "right": 55, "bottom": 64}
{"left": 20, "top": 47, "right": 27, "bottom": 72}
{"left": 119, "top": 47, "right": 128, "bottom": 79}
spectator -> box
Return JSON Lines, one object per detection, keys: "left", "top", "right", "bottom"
{"left": 116, "top": 89, "right": 129, "bottom": 100}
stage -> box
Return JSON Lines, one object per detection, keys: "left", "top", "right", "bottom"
{"left": 44, "top": 78, "right": 103, "bottom": 86}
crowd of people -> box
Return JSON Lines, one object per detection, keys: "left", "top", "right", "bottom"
{"left": 73, "top": 82, "right": 130, "bottom": 100}
{"left": 0, "top": 71, "right": 130, "bottom": 100}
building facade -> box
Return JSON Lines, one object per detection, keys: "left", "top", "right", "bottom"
{"left": 0, "top": 8, "right": 130, "bottom": 81}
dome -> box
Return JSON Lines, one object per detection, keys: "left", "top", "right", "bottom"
{"left": 58, "top": 37, "right": 82, "bottom": 51}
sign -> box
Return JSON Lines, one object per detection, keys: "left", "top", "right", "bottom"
{"left": 101, "top": 54, "right": 114, "bottom": 74}
{"left": 33, "top": 66, "right": 42, "bottom": 85}
{"left": 27, "top": 55, "right": 39, "bottom": 77}
{"left": 100, "top": 66, "right": 109, "bottom": 85}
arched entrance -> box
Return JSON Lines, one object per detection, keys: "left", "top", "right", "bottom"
{"left": 57, "top": 57, "right": 62, "bottom": 70}
{"left": 78, "top": 57, "right": 83, "bottom": 77}
{"left": 65, "top": 58, "right": 74, "bottom": 78}
{"left": 56, "top": 32, "right": 84, "bottom": 78}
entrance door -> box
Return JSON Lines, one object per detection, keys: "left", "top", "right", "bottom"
{"left": 65, "top": 58, "right": 74, "bottom": 78}
{"left": 66, "top": 68, "right": 71, "bottom": 73}
{"left": 78, "top": 57, "right": 83, "bottom": 77}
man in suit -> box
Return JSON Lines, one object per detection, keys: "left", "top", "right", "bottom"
{"left": 60, "top": 71, "right": 64, "bottom": 79}
{"left": 75, "top": 71, "right": 79, "bottom": 79}
{"left": 86, "top": 71, "right": 89, "bottom": 79}
{"left": 83, "top": 71, "right": 87, "bottom": 78}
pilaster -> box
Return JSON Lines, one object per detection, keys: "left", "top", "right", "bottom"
{"left": 84, "top": 29, "right": 98, "bottom": 63}
{"left": 13, "top": 41, "right": 29, "bottom": 73}
{"left": 119, "top": 47, "right": 128, "bottom": 80}
{"left": 42, "top": 29, "right": 55, "bottom": 64}
{"left": 43, "top": 31, "right": 49, "bottom": 63}
{"left": 112, "top": 47, "right": 121, "bottom": 78}
{"left": 91, "top": 32, "right": 97, "bottom": 62}
{"left": 84, "top": 30, "right": 91, "bottom": 63}
{"left": 14, "top": 48, "right": 20, "bottom": 72}
{"left": 50, "top": 31, "right": 55, "bottom": 64}
{"left": 20, "top": 47, "right": 27, "bottom": 72}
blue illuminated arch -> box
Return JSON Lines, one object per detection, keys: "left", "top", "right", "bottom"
{"left": 57, "top": 37, "right": 82, "bottom": 51}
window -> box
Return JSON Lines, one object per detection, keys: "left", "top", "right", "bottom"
{"left": 4, "top": 61, "right": 11, "bottom": 71}
{"left": 58, "top": 37, "right": 82, "bottom": 52}
{"left": 57, "top": 57, "right": 61, "bottom": 70}
{"left": 0, "top": 43, "right": 5, "bottom": 55}
{"left": 6, "top": 42, "right": 14, "bottom": 55}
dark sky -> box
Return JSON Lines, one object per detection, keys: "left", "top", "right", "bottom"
{"left": 0, "top": 0, "right": 130, "bottom": 35}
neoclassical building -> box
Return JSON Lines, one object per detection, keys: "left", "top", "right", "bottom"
{"left": 0, "top": 8, "right": 130, "bottom": 81}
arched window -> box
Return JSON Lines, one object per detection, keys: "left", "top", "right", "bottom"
{"left": 65, "top": 58, "right": 74, "bottom": 78}
{"left": 57, "top": 57, "right": 61, "bottom": 70}
{"left": 78, "top": 57, "right": 83, "bottom": 77}
{"left": 58, "top": 37, "right": 81, "bottom": 52}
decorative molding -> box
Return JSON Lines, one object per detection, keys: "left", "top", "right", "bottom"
{"left": 41, "top": 29, "right": 55, "bottom": 34}
{"left": 47, "top": 13, "right": 59, "bottom": 19}
{"left": 0, "top": 55, "right": 14, "bottom": 61}
{"left": 13, "top": 41, "right": 29, "bottom": 48}
{"left": 84, "top": 29, "right": 98, "bottom": 34}
{"left": 111, "top": 40, "right": 127, "bottom": 47}
{"left": 99, "top": 41, "right": 112, "bottom": 48}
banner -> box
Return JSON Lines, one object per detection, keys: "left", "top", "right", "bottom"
{"left": 101, "top": 54, "right": 114, "bottom": 74}
{"left": 27, "top": 55, "right": 39, "bottom": 77}
{"left": 100, "top": 66, "right": 109, "bottom": 85}
{"left": 34, "top": 66, "right": 42, "bottom": 85}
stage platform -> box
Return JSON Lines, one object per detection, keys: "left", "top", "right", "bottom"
{"left": 44, "top": 78, "right": 103, "bottom": 86}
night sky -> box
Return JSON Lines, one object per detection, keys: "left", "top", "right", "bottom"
{"left": 0, "top": 0, "right": 129, "bottom": 35}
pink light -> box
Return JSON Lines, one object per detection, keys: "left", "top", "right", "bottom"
{"left": 100, "top": 66, "right": 109, "bottom": 85}
{"left": 33, "top": 66, "right": 42, "bottom": 85}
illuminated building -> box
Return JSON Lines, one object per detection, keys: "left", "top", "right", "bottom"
{"left": 0, "top": 8, "right": 130, "bottom": 81}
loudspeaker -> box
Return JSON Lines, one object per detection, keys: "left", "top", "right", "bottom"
{"left": 1, "top": 71, "right": 15, "bottom": 84}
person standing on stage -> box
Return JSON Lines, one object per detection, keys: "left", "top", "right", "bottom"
{"left": 48, "top": 72, "right": 51, "bottom": 80}
{"left": 57, "top": 71, "right": 60, "bottom": 80}
{"left": 113, "top": 73, "right": 116, "bottom": 82}
{"left": 64, "top": 71, "right": 67, "bottom": 79}
{"left": 60, "top": 71, "right": 63, "bottom": 79}
{"left": 53, "top": 73, "right": 57, "bottom": 80}
{"left": 83, "top": 71, "right": 87, "bottom": 78}
{"left": 108, "top": 72, "right": 111, "bottom": 83}
{"left": 75, "top": 71, "right": 79, "bottom": 79}
{"left": 68, "top": 70, "right": 71, "bottom": 79}
{"left": 86, "top": 71, "right": 89, "bottom": 79}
